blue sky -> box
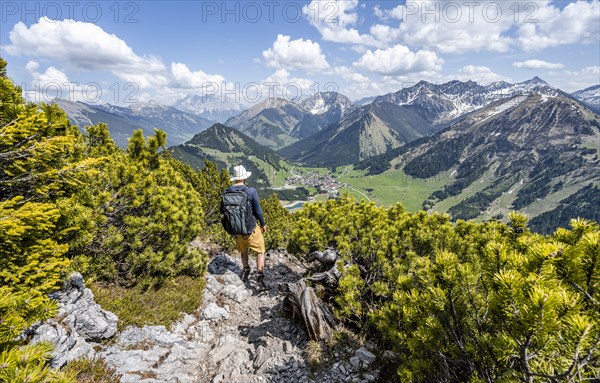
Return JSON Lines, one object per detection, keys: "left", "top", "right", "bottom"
{"left": 1, "top": 0, "right": 598, "bottom": 105}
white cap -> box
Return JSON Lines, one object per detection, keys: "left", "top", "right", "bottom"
{"left": 230, "top": 165, "right": 252, "bottom": 182}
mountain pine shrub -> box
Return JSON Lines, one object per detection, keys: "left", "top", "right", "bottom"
{"left": 288, "top": 196, "right": 599, "bottom": 382}
{"left": 262, "top": 193, "right": 295, "bottom": 250}
{"left": 0, "top": 57, "right": 76, "bottom": 382}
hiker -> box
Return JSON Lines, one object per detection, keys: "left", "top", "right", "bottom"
{"left": 221, "top": 165, "right": 268, "bottom": 288}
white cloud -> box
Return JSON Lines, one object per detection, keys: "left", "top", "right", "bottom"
{"left": 262, "top": 34, "right": 330, "bottom": 72}
{"left": 353, "top": 45, "right": 443, "bottom": 75}
{"left": 5, "top": 17, "right": 164, "bottom": 73}
{"left": 171, "top": 63, "right": 226, "bottom": 89}
{"left": 370, "top": 1, "right": 599, "bottom": 54}
{"left": 24, "top": 60, "right": 97, "bottom": 103}
{"left": 368, "top": 24, "right": 402, "bottom": 47}
{"left": 552, "top": 66, "right": 600, "bottom": 92}
{"left": 517, "top": 1, "right": 600, "bottom": 51}
{"left": 334, "top": 66, "right": 432, "bottom": 101}
{"left": 452, "top": 65, "right": 510, "bottom": 84}
{"left": 302, "top": 0, "right": 379, "bottom": 46}
{"left": 229, "top": 69, "right": 318, "bottom": 102}
{"left": 513, "top": 60, "right": 564, "bottom": 70}
{"left": 379, "top": 1, "right": 515, "bottom": 53}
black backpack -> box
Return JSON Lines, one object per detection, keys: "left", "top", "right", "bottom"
{"left": 220, "top": 186, "right": 254, "bottom": 235}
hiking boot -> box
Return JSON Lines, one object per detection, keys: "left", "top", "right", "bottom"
{"left": 240, "top": 267, "right": 251, "bottom": 282}
{"left": 256, "top": 273, "right": 268, "bottom": 290}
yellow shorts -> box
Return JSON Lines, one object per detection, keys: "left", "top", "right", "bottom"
{"left": 236, "top": 225, "right": 265, "bottom": 255}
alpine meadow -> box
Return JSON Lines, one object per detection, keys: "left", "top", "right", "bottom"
{"left": 1, "top": 1, "right": 600, "bottom": 382}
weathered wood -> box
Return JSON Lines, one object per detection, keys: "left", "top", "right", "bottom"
{"left": 280, "top": 279, "right": 336, "bottom": 341}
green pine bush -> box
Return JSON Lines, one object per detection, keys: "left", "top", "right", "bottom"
{"left": 288, "top": 195, "right": 600, "bottom": 382}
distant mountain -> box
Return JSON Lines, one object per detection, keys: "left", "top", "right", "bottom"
{"left": 572, "top": 85, "right": 600, "bottom": 109}
{"left": 224, "top": 92, "right": 356, "bottom": 150}
{"left": 355, "top": 95, "right": 377, "bottom": 106}
{"left": 172, "top": 94, "right": 244, "bottom": 123}
{"left": 357, "top": 91, "right": 600, "bottom": 232}
{"left": 53, "top": 99, "right": 214, "bottom": 148}
{"left": 372, "top": 77, "right": 558, "bottom": 126}
{"left": 224, "top": 98, "right": 305, "bottom": 150}
{"left": 170, "top": 123, "right": 285, "bottom": 187}
{"left": 294, "top": 92, "right": 356, "bottom": 138}
{"left": 279, "top": 101, "right": 433, "bottom": 167}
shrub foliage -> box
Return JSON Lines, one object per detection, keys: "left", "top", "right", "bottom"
{"left": 288, "top": 196, "right": 600, "bottom": 382}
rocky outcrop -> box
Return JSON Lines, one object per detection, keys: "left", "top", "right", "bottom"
{"left": 28, "top": 253, "right": 380, "bottom": 382}
{"left": 28, "top": 320, "right": 94, "bottom": 368}
{"left": 27, "top": 273, "right": 118, "bottom": 368}
{"left": 49, "top": 272, "right": 118, "bottom": 341}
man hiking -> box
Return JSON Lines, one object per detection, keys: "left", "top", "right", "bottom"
{"left": 221, "top": 165, "right": 268, "bottom": 289}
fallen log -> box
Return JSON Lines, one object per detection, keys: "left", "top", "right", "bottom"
{"left": 280, "top": 279, "right": 337, "bottom": 341}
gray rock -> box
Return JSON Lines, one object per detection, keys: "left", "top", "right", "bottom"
{"left": 354, "top": 347, "right": 376, "bottom": 366}
{"left": 209, "top": 338, "right": 238, "bottom": 364}
{"left": 191, "top": 320, "right": 215, "bottom": 342}
{"left": 247, "top": 327, "right": 266, "bottom": 343}
{"left": 117, "top": 325, "right": 182, "bottom": 347}
{"left": 222, "top": 284, "right": 250, "bottom": 303}
{"left": 49, "top": 272, "right": 118, "bottom": 341}
{"left": 283, "top": 340, "right": 293, "bottom": 354}
{"left": 172, "top": 313, "right": 196, "bottom": 335}
{"left": 29, "top": 320, "right": 93, "bottom": 368}
{"left": 203, "top": 302, "right": 230, "bottom": 321}
{"left": 212, "top": 349, "right": 250, "bottom": 382}
{"left": 253, "top": 345, "right": 272, "bottom": 373}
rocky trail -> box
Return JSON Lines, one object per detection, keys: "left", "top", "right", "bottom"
{"left": 31, "top": 251, "right": 380, "bottom": 383}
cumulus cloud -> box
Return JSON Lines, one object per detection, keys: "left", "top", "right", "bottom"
{"left": 370, "top": 1, "right": 599, "bottom": 54}
{"left": 517, "top": 1, "right": 600, "bottom": 51}
{"left": 378, "top": 1, "right": 515, "bottom": 53}
{"left": 553, "top": 66, "right": 600, "bottom": 92}
{"left": 5, "top": 17, "right": 164, "bottom": 73}
{"left": 513, "top": 60, "right": 564, "bottom": 70}
{"left": 262, "top": 34, "right": 330, "bottom": 72}
{"left": 302, "top": 0, "right": 379, "bottom": 46}
{"left": 353, "top": 45, "right": 443, "bottom": 75}
{"left": 171, "top": 63, "right": 226, "bottom": 89}
{"left": 452, "top": 65, "right": 510, "bottom": 84}
{"left": 4, "top": 17, "right": 229, "bottom": 98}
{"left": 23, "top": 60, "right": 98, "bottom": 102}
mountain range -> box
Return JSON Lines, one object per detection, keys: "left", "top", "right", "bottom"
{"left": 224, "top": 92, "right": 356, "bottom": 150}
{"left": 357, "top": 91, "right": 600, "bottom": 232}
{"left": 54, "top": 77, "right": 600, "bottom": 231}
{"left": 172, "top": 94, "right": 245, "bottom": 123}
{"left": 571, "top": 84, "right": 600, "bottom": 109}
{"left": 53, "top": 99, "right": 214, "bottom": 148}
{"left": 169, "top": 123, "right": 285, "bottom": 190}
{"left": 279, "top": 101, "right": 433, "bottom": 166}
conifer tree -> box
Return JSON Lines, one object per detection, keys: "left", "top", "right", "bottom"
{"left": 0, "top": 57, "right": 74, "bottom": 383}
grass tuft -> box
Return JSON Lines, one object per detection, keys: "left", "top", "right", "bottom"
{"left": 62, "top": 357, "right": 121, "bottom": 383}
{"left": 91, "top": 276, "right": 204, "bottom": 330}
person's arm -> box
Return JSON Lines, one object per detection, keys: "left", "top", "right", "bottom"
{"left": 248, "top": 187, "right": 266, "bottom": 228}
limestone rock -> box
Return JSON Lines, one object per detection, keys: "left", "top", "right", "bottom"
{"left": 203, "top": 302, "right": 230, "bottom": 321}
{"left": 49, "top": 272, "right": 118, "bottom": 341}
{"left": 29, "top": 320, "right": 94, "bottom": 368}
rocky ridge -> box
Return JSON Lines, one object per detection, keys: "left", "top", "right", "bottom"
{"left": 29, "top": 252, "right": 379, "bottom": 383}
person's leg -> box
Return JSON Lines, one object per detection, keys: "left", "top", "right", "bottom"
{"left": 241, "top": 249, "right": 249, "bottom": 269}
{"left": 237, "top": 235, "right": 251, "bottom": 281}
{"left": 256, "top": 253, "right": 265, "bottom": 273}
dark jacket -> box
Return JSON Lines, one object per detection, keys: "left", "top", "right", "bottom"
{"left": 228, "top": 184, "right": 265, "bottom": 229}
